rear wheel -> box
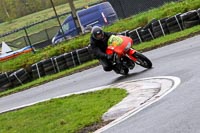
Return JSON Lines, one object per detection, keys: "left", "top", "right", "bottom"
{"left": 133, "top": 52, "right": 152, "bottom": 68}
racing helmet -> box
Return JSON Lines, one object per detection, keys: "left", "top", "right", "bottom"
{"left": 91, "top": 26, "right": 104, "bottom": 40}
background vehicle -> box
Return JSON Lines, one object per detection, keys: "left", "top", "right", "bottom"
{"left": 52, "top": 2, "right": 118, "bottom": 44}
{"left": 106, "top": 35, "right": 152, "bottom": 75}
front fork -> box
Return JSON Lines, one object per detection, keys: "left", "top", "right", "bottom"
{"left": 112, "top": 48, "right": 139, "bottom": 67}
{"left": 126, "top": 48, "right": 138, "bottom": 62}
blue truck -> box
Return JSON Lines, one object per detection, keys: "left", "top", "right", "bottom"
{"left": 52, "top": 2, "right": 118, "bottom": 44}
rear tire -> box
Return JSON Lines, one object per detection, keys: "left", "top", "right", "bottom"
{"left": 133, "top": 52, "right": 152, "bottom": 68}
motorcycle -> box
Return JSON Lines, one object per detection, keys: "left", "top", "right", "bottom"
{"left": 106, "top": 35, "right": 152, "bottom": 75}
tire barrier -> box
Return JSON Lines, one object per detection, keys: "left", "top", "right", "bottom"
{"left": 119, "top": 30, "right": 130, "bottom": 36}
{"left": 138, "top": 28, "right": 154, "bottom": 42}
{"left": 8, "top": 68, "right": 31, "bottom": 87}
{"left": 76, "top": 47, "right": 94, "bottom": 64}
{"left": 0, "top": 46, "right": 96, "bottom": 90}
{"left": 54, "top": 54, "right": 68, "bottom": 72}
{"left": 0, "top": 73, "right": 12, "bottom": 91}
{"left": 41, "top": 58, "right": 57, "bottom": 75}
{"left": 128, "top": 27, "right": 142, "bottom": 44}
{"left": 151, "top": 18, "right": 169, "bottom": 38}
{"left": 71, "top": 51, "right": 81, "bottom": 66}
{"left": 87, "top": 45, "right": 95, "bottom": 59}
{"left": 63, "top": 52, "right": 77, "bottom": 68}
{"left": 1, "top": 9, "right": 200, "bottom": 92}
{"left": 31, "top": 61, "right": 46, "bottom": 79}
{"left": 180, "top": 10, "right": 200, "bottom": 29}
{"left": 127, "top": 10, "right": 200, "bottom": 42}
{"left": 166, "top": 13, "right": 183, "bottom": 34}
{"left": 198, "top": 8, "right": 200, "bottom": 17}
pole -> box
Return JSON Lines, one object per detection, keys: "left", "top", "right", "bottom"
{"left": 24, "top": 28, "right": 35, "bottom": 53}
{"left": 50, "top": 0, "right": 66, "bottom": 41}
{"left": 68, "top": 0, "right": 82, "bottom": 35}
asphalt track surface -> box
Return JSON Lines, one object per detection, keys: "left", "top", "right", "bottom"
{"left": 1, "top": 35, "right": 200, "bottom": 133}
{"left": 99, "top": 35, "right": 200, "bottom": 133}
{"left": 95, "top": 76, "right": 180, "bottom": 133}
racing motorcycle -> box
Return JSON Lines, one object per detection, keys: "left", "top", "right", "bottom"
{"left": 106, "top": 35, "right": 152, "bottom": 75}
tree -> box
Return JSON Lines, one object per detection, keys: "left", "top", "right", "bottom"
{"left": 0, "top": 0, "right": 81, "bottom": 22}
{"left": 0, "top": 0, "right": 10, "bottom": 20}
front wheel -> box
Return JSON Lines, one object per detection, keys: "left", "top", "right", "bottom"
{"left": 133, "top": 52, "right": 152, "bottom": 68}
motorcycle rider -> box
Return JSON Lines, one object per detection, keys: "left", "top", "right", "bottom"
{"left": 90, "top": 26, "right": 116, "bottom": 72}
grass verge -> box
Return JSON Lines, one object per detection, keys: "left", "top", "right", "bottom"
{"left": 1, "top": 24, "right": 200, "bottom": 97}
{"left": 1, "top": 0, "right": 200, "bottom": 72}
{"left": 0, "top": 60, "right": 99, "bottom": 97}
{"left": 0, "top": 88, "right": 127, "bottom": 133}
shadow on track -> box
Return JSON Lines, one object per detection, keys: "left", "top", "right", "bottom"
{"left": 111, "top": 68, "right": 153, "bottom": 84}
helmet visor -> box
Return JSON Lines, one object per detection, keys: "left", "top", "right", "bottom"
{"left": 95, "top": 33, "right": 104, "bottom": 40}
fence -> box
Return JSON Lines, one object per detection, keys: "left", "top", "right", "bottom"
{"left": 107, "top": 0, "right": 180, "bottom": 18}
{"left": 0, "top": 0, "right": 181, "bottom": 51}
{"left": 1, "top": 8, "right": 200, "bottom": 91}
{"left": 0, "top": 13, "right": 69, "bottom": 50}
{"left": 0, "top": 1, "right": 103, "bottom": 50}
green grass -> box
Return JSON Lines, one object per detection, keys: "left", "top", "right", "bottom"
{"left": 0, "top": 60, "right": 99, "bottom": 97}
{"left": 0, "top": 88, "right": 127, "bottom": 133}
{"left": 1, "top": 0, "right": 200, "bottom": 72}
{"left": 0, "top": 0, "right": 200, "bottom": 96}
{"left": 133, "top": 25, "right": 200, "bottom": 51}
{"left": 2, "top": 24, "right": 200, "bottom": 97}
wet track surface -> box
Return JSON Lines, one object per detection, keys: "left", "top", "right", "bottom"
{"left": 1, "top": 35, "right": 200, "bottom": 133}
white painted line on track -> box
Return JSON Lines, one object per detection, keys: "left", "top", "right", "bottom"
{"left": 0, "top": 75, "right": 181, "bottom": 133}
{"left": 94, "top": 76, "right": 181, "bottom": 133}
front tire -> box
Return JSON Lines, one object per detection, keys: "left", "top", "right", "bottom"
{"left": 133, "top": 52, "right": 152, "bottom": 68}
